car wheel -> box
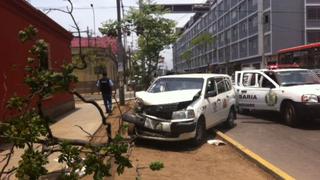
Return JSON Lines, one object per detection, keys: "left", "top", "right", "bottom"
{"left": 282, "top": 102, "right": 299, "bottom": 127}
{"left": 191, "top": 118, "right": 206, "bottom": 146}
{"left": 224, "top": 108, "right": 236, "bottom": 128}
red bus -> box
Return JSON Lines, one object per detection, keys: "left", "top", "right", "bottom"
{"left": 277, "top": 42, "right": 320, "bottom": 69}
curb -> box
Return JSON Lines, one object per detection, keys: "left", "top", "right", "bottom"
{"left": 215, "top": 131, "right": 295, "bottom": 180}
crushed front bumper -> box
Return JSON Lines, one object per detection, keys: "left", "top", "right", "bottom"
{"left": 122, "top": 112, "right": 196, "bottom": 141}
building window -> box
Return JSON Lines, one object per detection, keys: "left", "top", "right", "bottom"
{"left": 212, "top": 8, "right": 217, "bottom": 21}
{"left": 41, "top": 43, "right": 51, "bottom": 70}
{"left": 231, "top": 43, "right": 239, "bottom": 60}
{"left": 239, "top": 20, "right": 247, "bottom": 39}
{"left": 218, "top": 2, "right": 224, "bottom": 17}
{"left": 225, "top": 46, "right": 231, "bottom": 61}
{"left": 263, "top": 12, "right": 270, "bottom": 32}
{"left": 248, "top": 0, "right": 258, "bottom": 13}
{"left": 264, "top": 34, "right": 271, "bottom": 53}
{"left": 224, "top": 0, "right": 231, "bottom": 12}
{"left": 307, "top": 30, "right": 320, "bottom": 43}
{"left": 239, "top": 1, "right": 247, "bottom": 20}
{"left": 307, "top": 6, "right": 320, "bottom": 27}
{"left": 263, "top": 0, "right": 270, "bottom": 10}
{"left": 231, "top": 9, "right": 238, "bottom": 24}
{"left": 219, "top": 33, "right": 225, "bottom": 47}
{"left": 224, "top": 12, "right": 231, "bottom": 28}
{"left": 219, "top": 48, "right": 225, "bottom": 62}
{"left": 307, "top": 6, "right": 320, "bottom": 20}
{"left": 248, "top": 14, "right": 258, "bottom": 35}
{"left": 240, "top": 40, "right": 247, "bottom": 58}
{"left": 231, "top": 0, "right": 238, "bottom": 8}
{"left": 249, "top": 36, "right": 258, "bottom": 56}
{"left": 226, "top": 29, "right": 231, "bottom": 44}
{"left": 213, "top": 23, "right": 217, "bottom": 34}
{"left": 231, "top": 25, "right": 238, "bottom": 42}
{"left": 212, "top": 50, "right": 217, "bottom": 62}
{"left": 218, "top": 18, "right": 224, "bottom": 32}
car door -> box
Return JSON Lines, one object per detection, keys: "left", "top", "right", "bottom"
{"left": 238, "top": 71, "right": 279, "bottom": 111}
{"left": 203, "top": 78, "right": 220, "bottom": 128}
{"left": 215, "top": 77, "right": 230, "bottom": 121}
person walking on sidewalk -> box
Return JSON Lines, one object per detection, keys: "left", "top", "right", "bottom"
{"left": 97, "top": 72, "right": 113, "bottom": 114}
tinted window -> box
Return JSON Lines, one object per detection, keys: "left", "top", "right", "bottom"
{"left": 148, "top": 78, "right": 204, "bottom": 93}
{"left": 276, "top": 70, "right": 320, "bottom": 86}
{"left": 206, "top": 79, "right": 217, "bottom": 94}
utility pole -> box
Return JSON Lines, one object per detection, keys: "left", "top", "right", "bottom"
{"left": 116, "top": 0, "right": 125, "bottom": 105}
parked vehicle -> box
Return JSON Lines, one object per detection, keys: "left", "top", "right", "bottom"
{"left": 123, "top": 74, "right": 236, "bottom": 145}
{"left": 234, "top": 67, "right": 320, "bottom": 126}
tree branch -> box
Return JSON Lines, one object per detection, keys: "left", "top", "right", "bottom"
{"left": 0, "top": 145, "right": 14, "bottom": 178}
{"left": 74, "top": 125, "right": 93, "bottom": 138}
{"left": 70, "top": 90, "right": 112, "bottom": 140}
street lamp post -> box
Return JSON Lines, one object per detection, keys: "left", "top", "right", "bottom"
{"left": 90, "top": 3, "right": 96, "bottom": 36}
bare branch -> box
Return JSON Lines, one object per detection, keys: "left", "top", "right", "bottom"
{"left": 0, "top": 146, "right": 14, "bottom": 178}
{"left": 46, "top": 0, "right": 87, "bottom": 70}
{"left": 74, "top": 125, "right": 93, "bottom": 138}
{"left": 70, "top": 91, "right": 112, "bottom": 140}
{"left": 47, "top": 8, "right": 69, "bottom": 14}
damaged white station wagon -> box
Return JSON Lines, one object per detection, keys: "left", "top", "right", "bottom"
{"left": 123, "top": 74, "right": 236, "bottom": 145}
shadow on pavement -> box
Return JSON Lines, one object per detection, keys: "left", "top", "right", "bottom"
{"left": 52, "top": 107, "right": 80, "bottom": 122}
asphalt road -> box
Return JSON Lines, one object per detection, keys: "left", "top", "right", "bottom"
{"left": 223, "top": 111, "right": 320, "bottom": 180}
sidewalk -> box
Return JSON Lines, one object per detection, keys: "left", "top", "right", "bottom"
{"left": 51, "top": 102, "right": 104, "bottom": 141}
{"left": 0, "top": 96, "right": 134, "bottom": 177}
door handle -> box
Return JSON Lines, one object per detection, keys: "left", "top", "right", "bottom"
{"left": 217, "top": 99, "right": 221, "bottom": 102}
{"left": 226, "top": 95, "right": 229, "bottom": 98}
{"left": 241, "top": 90, "right": 247, "bottom": 93}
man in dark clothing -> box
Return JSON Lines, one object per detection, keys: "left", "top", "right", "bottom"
{"left": 97, "top": 72, "right": 113, "bottom": 113}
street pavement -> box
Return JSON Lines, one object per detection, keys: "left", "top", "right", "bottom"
{"left": 223, "top": 111, "right": 320, "bottom": 180}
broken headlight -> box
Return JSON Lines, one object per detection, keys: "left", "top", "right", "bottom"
{"left": 301, "top": 94, "right": 319, "bottom": 103}
{"left": 172, "top": 109, "right": 195, "bottom": 120}
{"left": 134, "top": 98, "right": 144, "bottom": 112}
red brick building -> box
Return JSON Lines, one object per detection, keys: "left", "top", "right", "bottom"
{"left": 0, "top": 1, "right": 75, "bottom": 121}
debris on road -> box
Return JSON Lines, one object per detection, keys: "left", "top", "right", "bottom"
{"left": 207, "top": 139, "right": 226, "bottom": 146}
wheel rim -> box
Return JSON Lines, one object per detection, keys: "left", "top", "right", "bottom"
{"left": 195, "top": 121, "right": 203, "bottom": 142}
{"left": 228, "top": 110, "right": 235, "bottom": 127}
{"left": 285, "top": 104, "right": 294, "bottom": 122}
{"left": 228, "top": 110, "right": 235, "bottom": 125}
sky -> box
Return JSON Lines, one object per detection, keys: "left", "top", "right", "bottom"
{"left": 29, "top": 0, "right": 206, "bottom": 69}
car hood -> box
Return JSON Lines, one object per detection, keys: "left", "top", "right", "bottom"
{"left": 282, "top": 84, "right": 320, "bottom": 95}
{"left": 136, "top": 89, "right": 200, "bottom": 105}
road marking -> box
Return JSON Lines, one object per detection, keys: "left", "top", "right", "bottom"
{"left": 216, "top": 131, "right": 295, "bottom": 180}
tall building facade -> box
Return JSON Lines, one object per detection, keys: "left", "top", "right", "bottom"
{"left": 172, "top": 0, "right": 320, "bottom": 74}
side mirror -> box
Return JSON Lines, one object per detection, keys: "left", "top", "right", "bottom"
{"left": 205, "top": 90, "right": 217, "bottom": 98}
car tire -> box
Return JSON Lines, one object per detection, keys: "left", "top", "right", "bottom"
{"left": 191, "top": 117, "right": 206, "bottom": 146}
{"left": 224, "top": 108, "right": 236, "bottom": 129}
{"left": 282, "top": 102, "right": 300, "bottom": 127}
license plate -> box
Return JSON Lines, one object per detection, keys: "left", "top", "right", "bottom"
{"left": 144, "top": 118, "right": 162, "bottom": 130}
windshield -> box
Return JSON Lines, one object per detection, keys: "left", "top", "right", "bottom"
{"left": 276, "top": 70, "right": 320, "bottom": 86}
{"left": 148, "top": 78, "right": 204, "bottom": 93}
